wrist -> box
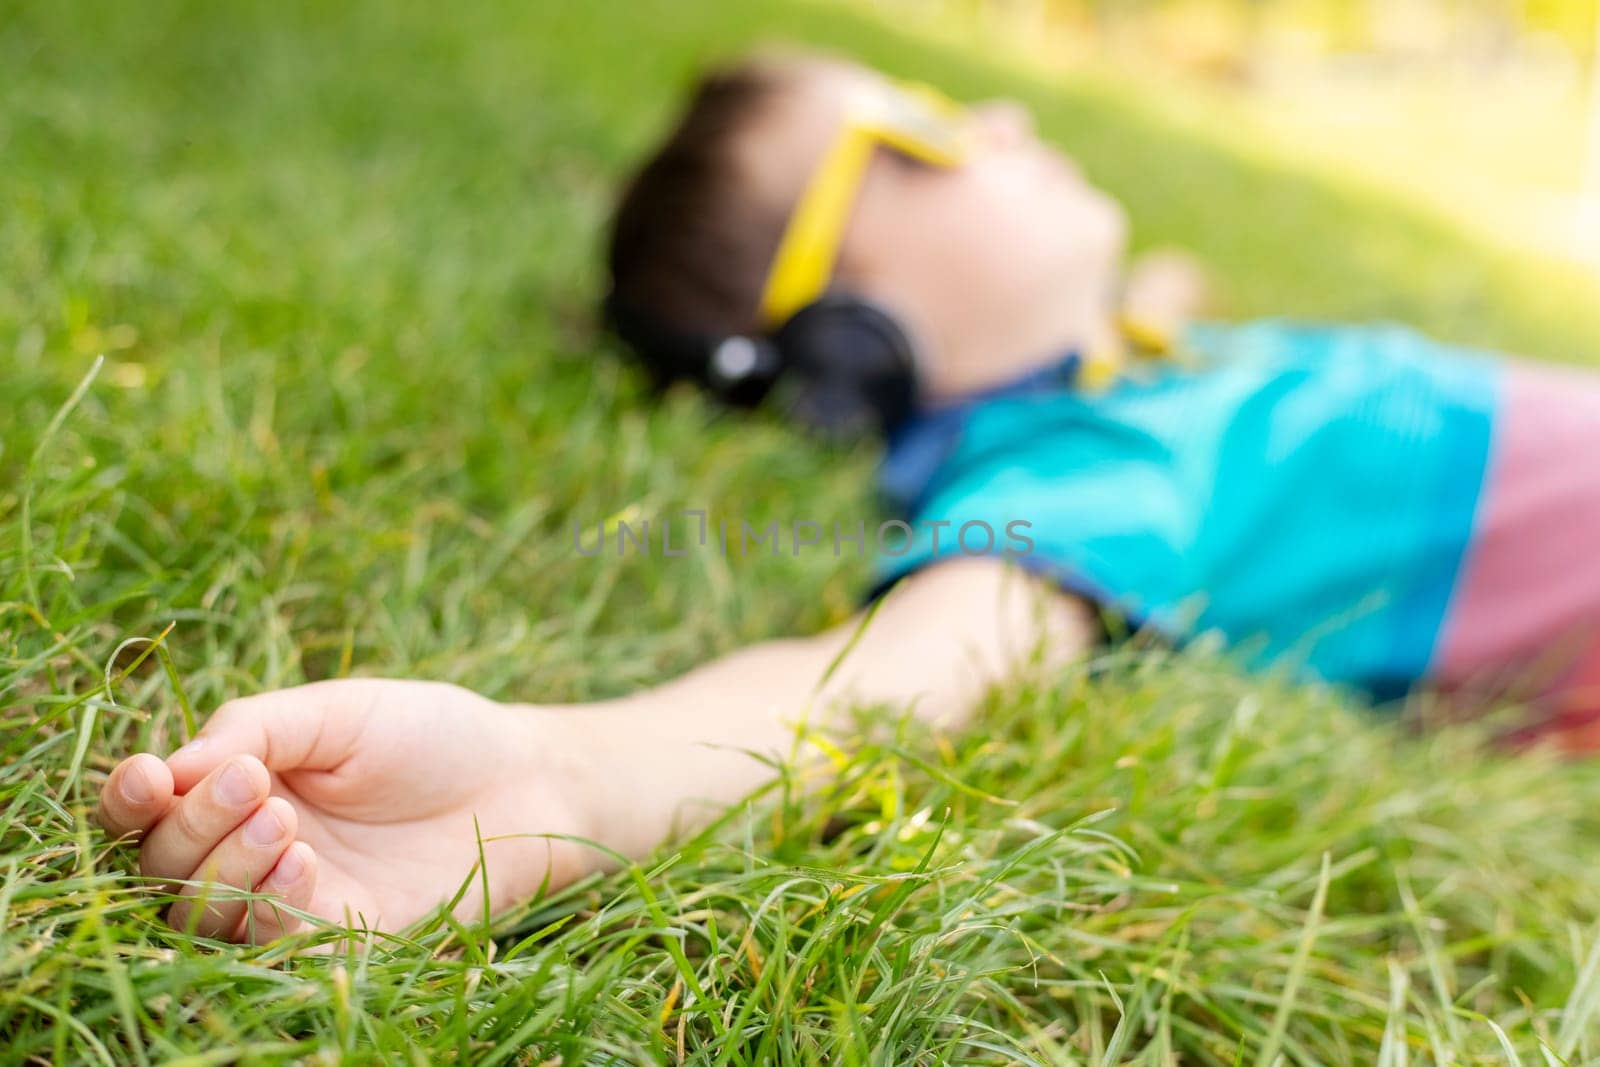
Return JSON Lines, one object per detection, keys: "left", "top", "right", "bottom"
{"left": 493, "top": 701, "right": 622, "bottom": 881}
{"left": 527, "top": 696, "right": 754, "bottom": 865}
{"left": 501, "top": 700, "right": 663, "bottom": 874}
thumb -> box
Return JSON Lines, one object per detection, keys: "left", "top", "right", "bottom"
{"left": 166, "top": 679, "right": 382, "bottom": 793}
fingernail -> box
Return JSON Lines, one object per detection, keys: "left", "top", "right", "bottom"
{"left": 215, "top": 761, "right": 257, "bottom": 806}
{"left": 243, "top": 804, "right": 285, "bottom": 847}
{"left": 121, "top": 768, "right": 154, "bottom": 805}
{"left": 270, "top": 845, "right": 305, "bottom": 884}
{"left": 170, "top": 737, "right": 206, "bottom": 761}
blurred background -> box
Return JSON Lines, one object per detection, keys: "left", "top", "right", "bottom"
{"left": 867, "top": 0, "right": 1600, "bottom": 271}
{"left": 865, "top": 0, "right": 1600, "bottom": 271}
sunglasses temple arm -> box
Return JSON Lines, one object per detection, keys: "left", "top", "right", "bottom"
{"left": 757, "top": 127, "right": 878, "bottom": 327}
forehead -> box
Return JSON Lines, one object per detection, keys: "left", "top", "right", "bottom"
{"left": 736, "top": 60, "right": 886, "bottom": 204}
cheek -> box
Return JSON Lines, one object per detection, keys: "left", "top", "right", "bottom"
{"left": 963, "top": 165, "right": 1122, "bottom": 275}
{"left": 1011, "top": 174, "right": 1121, "bottom": 264}
{"left": 867, "top": 166, "right": 1124, "bottom": 307}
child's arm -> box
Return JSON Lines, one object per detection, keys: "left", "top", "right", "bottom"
{"left": 563, "top": 555, "right": 1097, "bottom": 859}
{"left": 94, "top": 556, "right": 1094, "bottom": 942}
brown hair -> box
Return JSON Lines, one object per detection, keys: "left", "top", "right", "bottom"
{"left": 604, "top": 59, "right": 794, "bottom": 393}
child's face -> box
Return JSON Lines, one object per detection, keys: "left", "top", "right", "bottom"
{"left": 743, "top": 61, "right": 1128, "bottom": 391}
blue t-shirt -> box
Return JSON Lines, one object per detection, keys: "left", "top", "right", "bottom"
{"left": 871, "top": 320, "right": 1504, "bottom": 699}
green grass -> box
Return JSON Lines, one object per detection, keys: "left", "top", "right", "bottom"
{"left": 6, "top": 0, "right": 1600, "bottom": 1062}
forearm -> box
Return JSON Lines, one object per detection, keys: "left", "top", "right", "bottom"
{"left": 545, "top": 558, "right": 1094, "bottom": 861}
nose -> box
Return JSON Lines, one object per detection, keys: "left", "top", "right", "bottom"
{"left": 971, "top": 99, "right": 1034, "bottom": 149}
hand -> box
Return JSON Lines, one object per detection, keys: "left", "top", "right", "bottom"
{"left": 1121, "top": 248, "right": 1211, "bottom": 337}
{"left": 96, "top": 679, "right": 597, "bottom": 944}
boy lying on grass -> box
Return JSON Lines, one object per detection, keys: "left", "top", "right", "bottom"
{"left": 98, "top": 53, "right": 1600, "bottom": 944}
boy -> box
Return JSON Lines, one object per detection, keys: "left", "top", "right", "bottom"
{"left": 98, "top": 54, "right": 1600, "bottom": 943}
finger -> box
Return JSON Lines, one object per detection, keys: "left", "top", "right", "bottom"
{"left": 139, "top": 755, "right": 270, "bottom": 884}
{"left": 166, "top": 797, "right": 298, "bottom": 940}
{"left": 166, "top": 679, "right": 384, "bottom": 793}
{"left": 234, "top": 840, "right": 318, "bottom": 945}
{"left": 97, "top": 754, "right": 175, "bottom": 842}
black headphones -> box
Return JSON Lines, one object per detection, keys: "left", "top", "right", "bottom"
{"left": 603, "top": 290, "right": 920, "bottom": 437}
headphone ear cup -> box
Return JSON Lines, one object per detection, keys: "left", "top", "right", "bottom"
{"left": 772, "top": 294, "right": 918, "bottom": 435}
{"left": 704, "top": 334, "right": 783, "bottom": 407}
{"left": 603, "top": 291, "right": 783, "bottom": 408}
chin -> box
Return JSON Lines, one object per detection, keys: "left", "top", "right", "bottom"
{"left": 1055, "top": 217, "right": 1124, "bottom": 286}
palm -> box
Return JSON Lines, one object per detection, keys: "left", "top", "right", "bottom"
{"left": 251, "top": 681, "right": 583, "bottom": 933}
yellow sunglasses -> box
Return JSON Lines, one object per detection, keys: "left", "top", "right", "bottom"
{"left": 756, "top": 80, "right": 975, "bottom": 329}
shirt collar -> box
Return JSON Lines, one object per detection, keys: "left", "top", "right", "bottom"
{"left": 878, "top": 351, "right": 1085, "bottom": 514}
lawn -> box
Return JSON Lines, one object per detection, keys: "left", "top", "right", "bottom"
{"left": 6, "top": 0, "right": 1600, "bottom": 1062}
